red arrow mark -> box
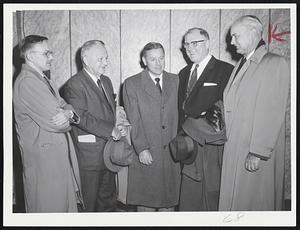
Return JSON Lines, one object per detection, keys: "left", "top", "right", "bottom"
{"left": 268, "top": 24, "right": 290, "bottom": 44}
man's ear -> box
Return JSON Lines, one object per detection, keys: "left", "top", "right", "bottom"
{"left": 142, "top": 56, "right": 147, "bottom": 67}
{"left": 82, "top": 56, "right": 88, "bottom": 66}
{"left": 25, "top": 51, "right": 34, "bottom": 62}
{"left": 205, "top": 40, "right": 210, "bottom": 50}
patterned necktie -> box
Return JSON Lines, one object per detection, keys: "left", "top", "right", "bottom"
{"left": 187, "top": 64, "right": 199, "bottom": 95}
{"left": 155, "top": 77, "right": 162, "bottom": 94}
{"left": 97, "top": 78, "right": 114, "bottom": 111}
{"left": 43, "top": 75, "right": 56, "bottom": 97}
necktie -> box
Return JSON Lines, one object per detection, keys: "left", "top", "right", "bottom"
{"left": 43, "top": 75, "right": 56, "bottom": 97}
{"left": 234, "top": 57, "right": 247, "bottom": 77}
{"left": 97, "top": 78, "right": 114, "bottom": 111}
{"left": 187, "top": 64, "right": 199, "bottom": 95}
{"left": 155, "top": 77, "right": 162, "bottom": 94}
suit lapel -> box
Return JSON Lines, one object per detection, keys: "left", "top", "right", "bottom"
{"left": 142, "top": 70, "right": 162, "bottom": 102}
{"left": 81, "top": 70, "right": 113, "bottom": 112}
{"left": 100, "top": 75, "right": 116, "bottom": 114}
{"left": 187, "top": 56, "right": 216, "bottom": 101}
{"left": 162, "top": 71, "right": 172, "bottom": 104}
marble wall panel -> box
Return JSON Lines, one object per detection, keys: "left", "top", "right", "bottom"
{"left": 220, "top": 9, "right": 269, "bottom": 65}
{"left": 170, "top": 9, "right": 220, "bottom": 75}
{"left": 23, "top": 11, "right": 70, "bottom": 89}
{"left": 269, "top": 9, "right": 291, "bottom": 201}
{"left": 269, "top": 9, "right": 290, "bottom": 57}
{"left": 13, "top": 13, "right": 18, "bottom": 47}
{"left": 70, "top": 10, "right": 120, "bottom": 94}
{"left": 121, "top": 10, "right": 170, "bottom": 81}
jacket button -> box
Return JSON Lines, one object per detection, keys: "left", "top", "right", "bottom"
{"left": 162, "top": 125, "right": 165, "bottom": 129}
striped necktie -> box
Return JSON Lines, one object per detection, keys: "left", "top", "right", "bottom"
{"left": 43, "top": 75, "right": 56, "bottom": 97}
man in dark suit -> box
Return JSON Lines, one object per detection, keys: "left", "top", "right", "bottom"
{"left": 62, "top": 40, "right": 123, "bottom": 212}
{"left": 177, "top": 27, "right": 233, "bottom": 211}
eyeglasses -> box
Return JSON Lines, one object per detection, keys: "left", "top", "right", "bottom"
{"left": 31, "top": 50, "right": 54, "bottom": 58}
{"left": 183, "top": 40, "right": 206, "bottom": 49}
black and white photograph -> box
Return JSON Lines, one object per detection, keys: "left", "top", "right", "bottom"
{"left": 3, "top": 2, "right": 296, "bottom": 227}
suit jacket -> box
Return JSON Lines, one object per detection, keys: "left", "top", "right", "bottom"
{"left": 123, "top": 69, "right": 181, "bottom": 207}
{"left": 62, "top": 69, "right": 116, "bottom": 171}
{"left": 13, "top": 63, "right": 82, "bottom": 212}
{"left": 178, "top": 56, "right": 234, "bottom": 128}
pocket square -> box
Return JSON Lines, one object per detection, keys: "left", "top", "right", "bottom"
{"left": 203, "top": 82, "right": 217, "bottom": 86}
{"left": 78, "top": 134, "right": 96, "bottom": 143}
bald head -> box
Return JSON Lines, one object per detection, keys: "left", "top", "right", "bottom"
{"left": 230, "top": 15, "right": 263, "bottom": 56}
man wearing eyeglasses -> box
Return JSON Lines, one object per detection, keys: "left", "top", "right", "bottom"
{"left": 176, "top": 28, "right": 233, "bottom": 211}
{"left": 13, "top": 35, "right": 83, "bottom": 212}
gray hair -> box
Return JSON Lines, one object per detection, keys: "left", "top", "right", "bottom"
{"left": 234, "top": 15, "right": 263, "bottom": 37}
{"left": 80, "top": 40, "right": 105, "bottom": 62}
{"left": 184, "top": 27, "right": 210, "bottom": 41}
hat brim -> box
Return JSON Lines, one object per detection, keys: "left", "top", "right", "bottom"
{"left": 103, "top": 138, "right": 122, "bottom": 173}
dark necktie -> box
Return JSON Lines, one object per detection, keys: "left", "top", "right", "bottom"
{"left": 234, "top": 57, "right": 247, "bottom": 77}
{"left": 43, "top": 75, "right": 56, "bottom": 97}
{"left": 97, "top": 78, "right": 113, "bottom": 111}
{"left": 187, "top": 64, "right": 199, "bottom": 95}
{"left": 155, "top": 77, "right": 162, "bottom": 94}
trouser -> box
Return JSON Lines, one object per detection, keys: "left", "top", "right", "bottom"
{"left": 80, "top": 168, "right": 117, "bottom": 212}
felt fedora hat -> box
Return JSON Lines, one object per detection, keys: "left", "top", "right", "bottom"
{"left": 103, "top": 136, "right": 134, "bottom": 172}
{"left": 169, "top": 134, "right": 198, "bottom": 165}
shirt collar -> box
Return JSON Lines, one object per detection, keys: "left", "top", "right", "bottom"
{"left": 27, "top": 62, "right": 46, "bottom": 78}
{"left": 84, "top": 67, "right": 100, "bottom": 85}
{"left": 191, "top": 54, "right": 212, "bottom": 72}
{"left": 148, "top": 71, "right": 163, "bottom": 81}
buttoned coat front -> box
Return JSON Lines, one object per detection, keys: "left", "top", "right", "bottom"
{"left": 219, "top": 45, "right": 290, "bottom": 211}
{"left": 13, "top": 64, "right": 82, "bottom": 212}
{"left": 123, "top": 70, "right": 181, "bottom": 208}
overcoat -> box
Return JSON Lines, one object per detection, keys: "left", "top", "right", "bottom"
{"left": 219, "top": 45, "right": 290, "bottom": 211}
{"left": 123, "top": 70, "right": 181, "bottom": 208}
{"left": 13, "top": 64, "right": 82, "bottom": 212}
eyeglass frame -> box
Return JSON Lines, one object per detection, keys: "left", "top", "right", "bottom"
{"left": 30, "top": 50, "right": 54, "bottom": 58}
{"left": 183, "top": 40, "right": 206, "bottom": 49}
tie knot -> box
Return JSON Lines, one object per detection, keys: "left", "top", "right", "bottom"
{"left": 195, "top": 64, "right": 199, "bottom": 69}
{"left": 155, "top": 78, "right": 160, "bottom": 84}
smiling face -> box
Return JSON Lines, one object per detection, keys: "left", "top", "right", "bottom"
{"left": 142, "top": 48, "right": 165, "bottom": 76}
{"left": 184, "top": 30, "right": 209, "bottom": 64}
{"left": 27, "top": 40, "right": 53, "bottom": 72}
{"left": 84, "top": 44, "right": 108, "bottom": 77}
{"left": 230, "top": 22, "right": 258, "bottom": 56}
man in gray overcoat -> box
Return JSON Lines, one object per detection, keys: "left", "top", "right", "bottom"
{"left": 123, "top": 42, "right": 181, "bottom": 211}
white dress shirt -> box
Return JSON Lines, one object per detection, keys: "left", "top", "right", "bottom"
{"left": 148, "top": 71, "right": 163, "bottom": 89}
{"left": 190, "top": 54, "right": 212, "bottom": 80}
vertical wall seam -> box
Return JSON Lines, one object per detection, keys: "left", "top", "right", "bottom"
{"left": 169, "top": 9, "right": 172, "bottom": 73}
{"left": 69, "top": 10, "right": 72, "bottom": 78}
{"left": 268, "top": 9, "right": 271, "bottom": 53}
{"left": 219, "top": 9, "right": 221, "bottom": 60}
{"left": 119, "top": 10, "right": 122, "bottom": 85}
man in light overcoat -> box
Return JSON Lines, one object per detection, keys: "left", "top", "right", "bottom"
{"left": 219, "top": 15, "right": 290, "bottom": 211}
{"left": 13, "top": 35, "right": 82, "bottom": 212}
